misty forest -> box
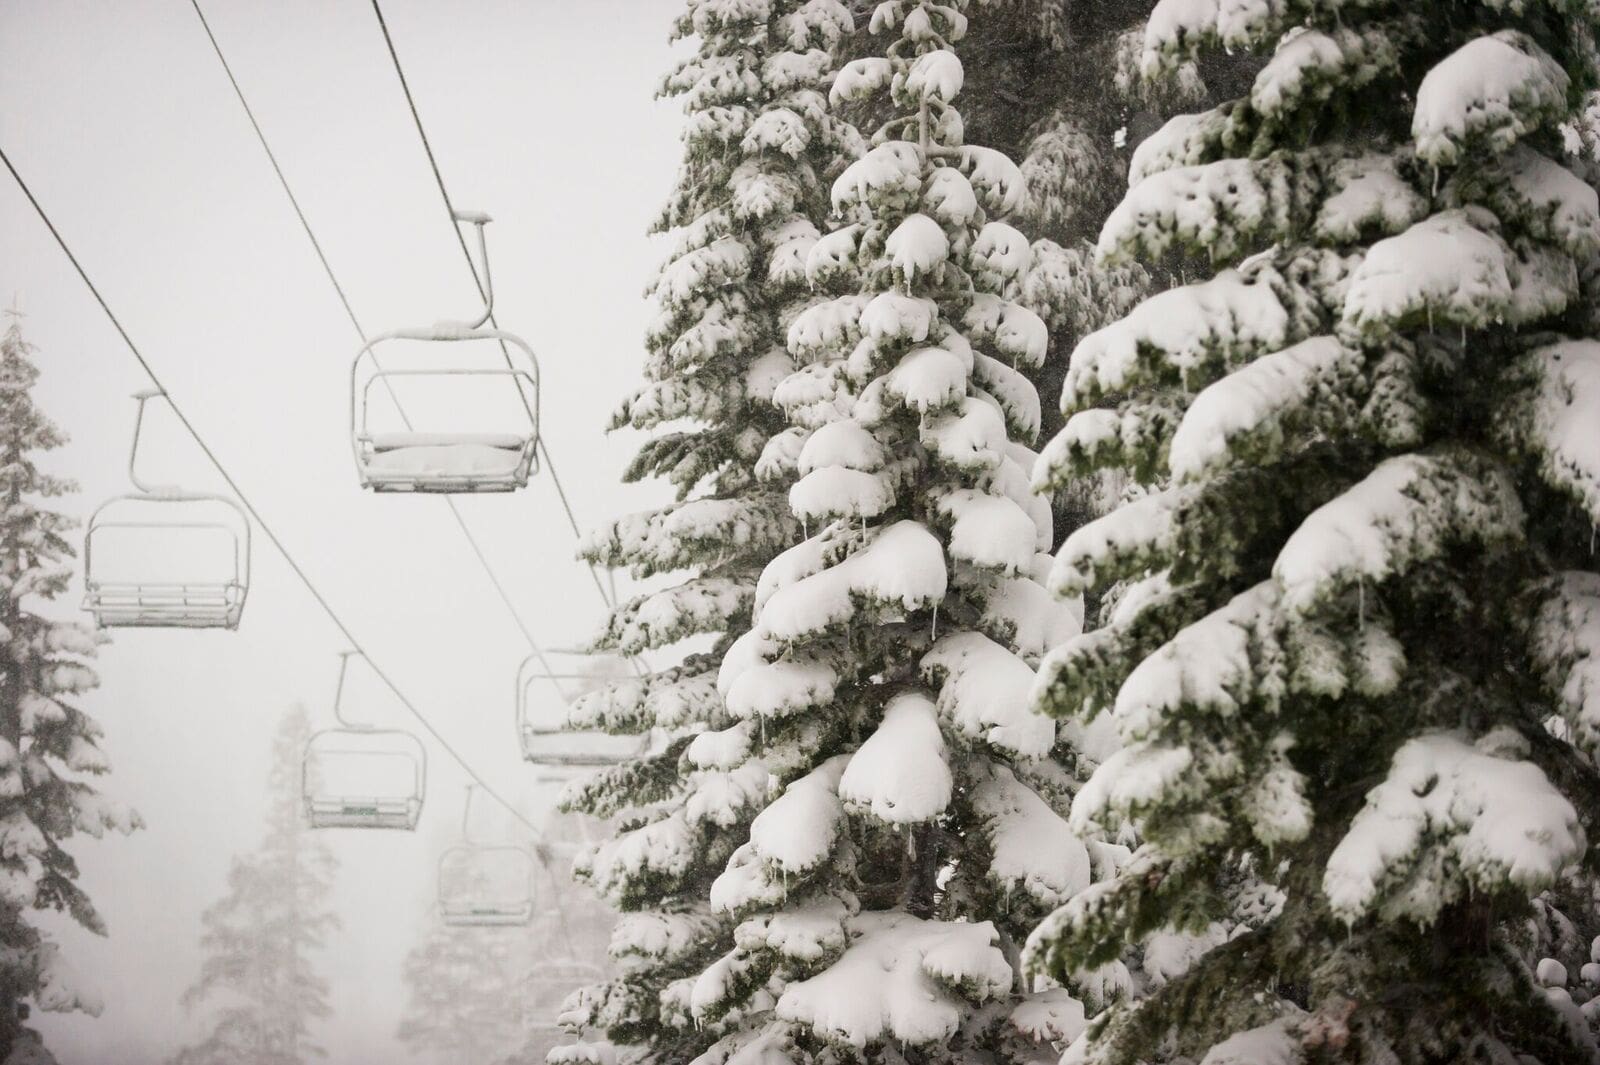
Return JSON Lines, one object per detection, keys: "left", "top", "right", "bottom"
{"left": 4, "top": 0, "right": 1600, "bottom": 1063}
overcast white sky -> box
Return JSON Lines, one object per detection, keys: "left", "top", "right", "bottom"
{"left": 0, "top": 2, "right": 682, "bottom": 1061}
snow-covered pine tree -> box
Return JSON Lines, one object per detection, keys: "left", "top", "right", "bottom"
{"left": 397, "top": 920, "right": 530, "bottom": 1065}
{"left": 168, "top": 704, "right": 336, "bottom": 1065}
{"left": 571, "top": 3, "right": 1135, "bottom": 1062}
{"left": 0, "top": 311, "right": 139, "bottom": 1064}
{"left": 491, "top": 809, "right": 617, "bottom": 1065}
{"left": 554, "top": 2, "right": 859, "bottom": 1060}
{"left": 1025, "top": 0, "right": 1600, "bottom": 1060}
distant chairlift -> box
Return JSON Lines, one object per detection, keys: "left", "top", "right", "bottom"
{"left": 350, "top": 210, "right": 541, "bottom": 493}
{"left": 82, "top": 389, "right": 251, "bottom": 629}
{"left": 517, "top": 651, "right": 647, "bottom": 780}
{"left": 438, "top": 784, "right": 536, "bottom": 926}
{"left": 523, "top": 959, "right": 606, "bottom": 1044}
{"left": 303, "top": 651, "right": 426, "bottom": 830}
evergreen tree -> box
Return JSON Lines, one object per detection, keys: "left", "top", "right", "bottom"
{"left": 0, "top": 311, "right": 139, "bottom": 1064}
{"left": 511, "top": 809, "right": 616, "bottom": 1065}
{"left": 404, "top": 808, "right": 616, "bottom": 1065}
{"left": 397, "top": 920, "right": 528, "bottom": 1065}
{"left": 168, "top": 705, "right": 336, "bottom": 1065}
{"left": 569, "top": 2, "right": 1141, "bottom": 1061}
{"left": 554, "top": 1, "right": 860, "bottom": 1061}
{"left": 1025, "top": 0, "right": 1600, "bottom": 1060}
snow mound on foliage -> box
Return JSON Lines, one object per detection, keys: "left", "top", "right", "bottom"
{"left": 1342, "top": 209, "right": 1513, "bottom": 337}
{"left": 839, "top": 693, "right": 952, "bottom": 824}
{"left": 775, "top": 911, "right": 1012, "bottom": 1048}
{"left": 1198, "top": 1016, "right": 1304, "bottom": 1065}
{"left": 757, "top": 521, "right": 946, "bottom": 641}
{"left": 747, "top": 756, "right": 849, "bottom": 876}
{"left": 1531, "top": 572, "right": 1600, "bottom": 754}
{"left": 972, "top": 765, "right": 1091, "bottom": 906}
{"left": 923, "top": 632, "right": 1055, "bottom": 758}
{"left": 1412, "top": 32, "right": 1568, "bottom": 166}
{"left": 1324, "top": 730, "right": 1585, "bottom": 924}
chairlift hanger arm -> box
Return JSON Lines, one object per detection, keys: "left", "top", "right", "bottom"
{"left": 330, "top": 650, "right": 361, "bottom": 729}
{"left": 126, "top": 390, "right": 199, "bottom": 499}
{"left": 456, "top": 212, "right": 493, "bottom": 330}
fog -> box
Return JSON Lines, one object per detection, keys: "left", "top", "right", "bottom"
{"left": 0, "top": 1, "right": 681, "bottom": 1061}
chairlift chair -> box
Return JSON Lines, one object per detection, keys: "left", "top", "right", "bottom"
{"left": 350, "top": 211, "right": 541, "bottom": 493}
{"left": 438, "top": 785, "right": 536, "bottom": 926}
{"left": 82, "top": 390, "right": 251, "bottom": 629}
{"left": 303, "top": 652, "right": 427, "bottom": 830}
{"left": 516, "top": 651, "right": 647, "bottom": 778}
{"left": 523, "top": 960, "right": 606, "bottom": 1037}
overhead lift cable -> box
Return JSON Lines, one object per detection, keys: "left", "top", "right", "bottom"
{"left": 0, "top": 142, "right": 546, "bottom": 840}
{"left": 186, "top": 0, "right": 568, "bottom": 691}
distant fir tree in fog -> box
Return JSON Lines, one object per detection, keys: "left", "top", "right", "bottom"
{"left": 398, "top": 809, "right": 616, "bottom": 1065}
{"left": 397, "top": 920, "right": 528, "bottom": 1065}
{"left": 501, "top": 810, "right": 614, "bottom": 1065}
{"left": 168, "top": 705, "right": 336, "bottom": 1065}
{"left": 0, "top": 311, "right": 141, "bottom": 1065}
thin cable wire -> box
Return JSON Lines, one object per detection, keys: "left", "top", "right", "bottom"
{"left": 369, "top": 0, "right": 620, "bottom": 617}
{"left": 187, "top": 0, "right": 565, "bottom": 692}
{"left": 0, "top": 141, "right": 545, "bottom": 841}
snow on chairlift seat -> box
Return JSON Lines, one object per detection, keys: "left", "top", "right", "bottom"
{"left": 517, "top": 652, "right": 647, "bottom": 774}
{"left": 356, "top": 426, "right": 538, "bottom": 492}
{"left": 365, "top": 432, "right": 530, "bottom": 477}
{"left": 83, "top": 391, "right": 251, "bottom": 630}
{"left": 349, "top": 212, "right": 541, "bottom": 494}
{"left": 301, "top": 652, "right": 427, "bottom": 830}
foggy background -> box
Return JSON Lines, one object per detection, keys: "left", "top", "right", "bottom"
{"left": 0, "top": 1, "right": 682, "bottom": 1061}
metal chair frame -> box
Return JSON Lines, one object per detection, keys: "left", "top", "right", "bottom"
{"left": 438, "top": 784, "right": 536, "bottom": 926}
{"left": 522, "top": 961, "right": 606, "bottom": 1035}
{"left": 516, "top": 652, "right": 648, "bottom": 772}
{"left": 83, "top": 390, "right": 251, "bottom": 629}
{"left": 303, "top": 651, "right": 427, "bottom": 830}
{"left": 349, "top": 212, "right": 542, "bottom": 493}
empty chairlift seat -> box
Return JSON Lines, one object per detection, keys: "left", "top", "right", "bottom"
{"left": 83, "top": 391, "right": 250, "bottom": 629}
{"left": 517, "top": 651, "right": 647, "bottom": 774}
{"left": 438, "top": 843, "right": 536, "bottom": 926}
{"left": 302, "top": 652, "right": 426, "bottom": 830}
{"left": 438, "top": 785, "right": 536, "bottom": 926}
{"left": 349, "top": 212, "right": 541, "bottom": 493}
